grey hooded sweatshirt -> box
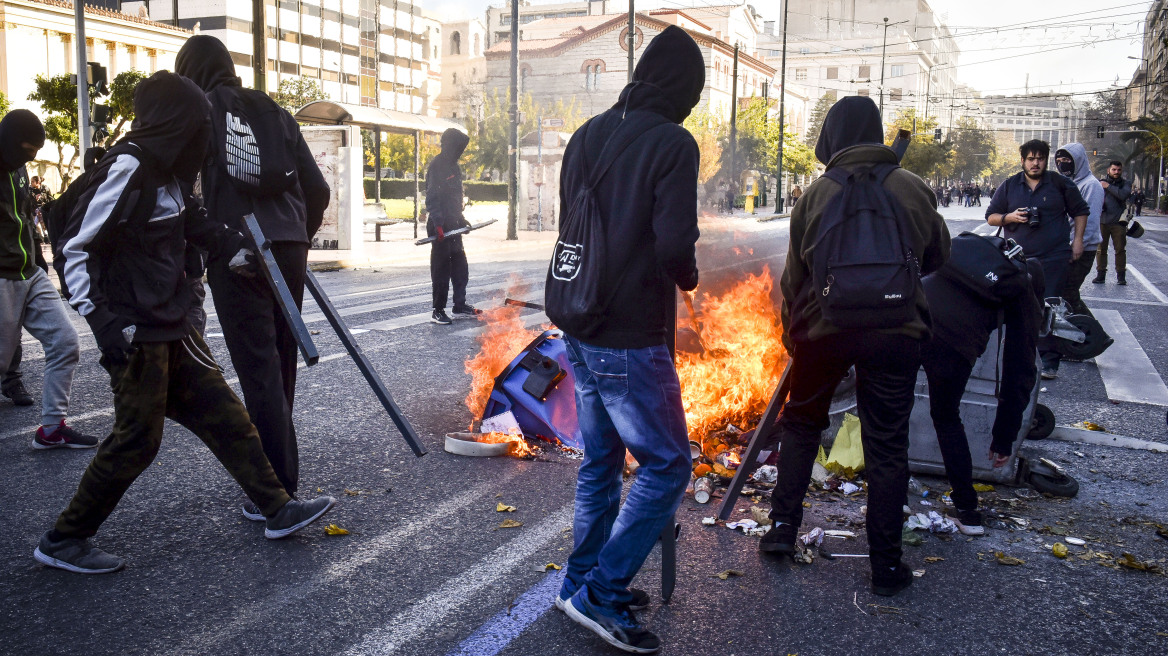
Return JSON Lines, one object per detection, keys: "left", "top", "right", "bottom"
{"left": 1056, "top": 143, "right": 1103, "bottom": 251}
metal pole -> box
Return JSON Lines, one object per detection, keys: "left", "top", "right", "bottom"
{"left": 413, "top": 130, "right": 420, "bottom": 239}
{"left": 775, "top": 0, "right": 788, "bottom": 211}
{"left": 537, "top": 116, "right": 543, "bottom": 232}
{"left": 627, "top": 0, "right": 635, "bottom": 83}
{"left": 729, "top": 45, "right": 739, "bottom": 189}
{"left": 507, "top": 0, "right": 519, "bottom": 240}
{"left": 75, "top": 0, "right": 91, "bottom": 169}
{"left": 879, "top": 17, "right": 889, "bottom": 117}
{"left": 374, "top": 130, "right": 382, "bottom": 202}
{"left": 252, "top": 0, "right": 267, "bottom": 92}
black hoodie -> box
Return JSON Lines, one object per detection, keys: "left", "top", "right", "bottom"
{"left": 425, "top": 128, "right": 471, "bottom": 236}
{"left": 0, "top": 110, "right": 45, "bottom": 280}
{"left": 551, "top": 25, "right": 704, "bottom": 348}
{"left": 813, "top": 96, "right": 884, "bottom": 165}
{"left": 176, "top": 35, "right": 330, "bottom": 244}
{"left": 60, "top": 72, "right": 240, "bottom": 342}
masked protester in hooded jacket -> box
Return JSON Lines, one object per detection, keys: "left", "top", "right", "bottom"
{"left": 0, "top": 110, "right": 97, "bottom": 448}
{"left": 1054, "top": 143, "right": 1104, "bottom": 317}
{"left": 762, "top": 96, "right": 949, "bottom": 598}
{"left": 425, "top": 128, "right": 477, "bottom": 324}
{"left": 176, "top": 34, "right": 331, "bottom": 501}
{"left": 551, "top": 26, "right": 701, "bottom": 654}
{"left": 35, "top": 71, "right": 337, "bottom": 576}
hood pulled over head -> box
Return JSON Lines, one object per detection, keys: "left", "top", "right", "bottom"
{"left": 175, "top": 35, "right": 242, "bottom": 92}
{"left": 815, "top": 96, "right": 885, "bottom": 165}
{"left": 0, "top": 109, "right": 46, "bottom": 171}
{"left": 439, "top": 128, "right": 470, "bottom": 160}
{"left": 126, "top": 71, "right": 211, "bottom": 184}
{"left": 1055, "top": 143, "right": 1091, "bottom": 183}
{"left": 613, "top": 26, "right": 705, "bottom": 123}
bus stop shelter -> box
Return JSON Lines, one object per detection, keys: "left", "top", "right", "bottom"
{"left": 294, "top": 100, "right": 467, "bottom": 237}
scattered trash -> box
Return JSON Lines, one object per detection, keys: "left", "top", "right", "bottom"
{"left": 1052, "top": 543, "right": 1069, "bottom": 558}
{"left": 1040, "top": 387, "right": 1047, "bottom": 393}
{"left": 693, "top": 477, "right": 714, "bottom": 504}
{"left": 822, "top": 413, "right": 865, "bottom": 476}
{"left": 905, "top": 511, "right": 958, "bottom": 534}
{"left": 799, "top": 527, "right": 825, "bottom": 548}
{"left": 751, "top": 465, "right": 778, "bottom": 484}
{"left": 901, "top": 528, "right": 924, "bottom": 547}
{"left": 1116, "top": 553, "right": 1163, "bottom": 573}
{"left": 533, "top": 563, "right": 563, "bottom": 572}
{"left": 972, "top": 483, "right": 995, "bottom": 492}
{"left": 924, "top": 556, "right": 945, "bottom": 563}
{"left": 810, "top": 462, "right": 831, "bottom": 486}
{"left": 481, "top": 410, "right": 523, "bottom": 434}
{"left": 344, "top": 489, "right": 362, "bottom": 496}
{"left": 497, "top": 502, "right": 517, "bottom": 512}
{"left": 701, "top": 517, "right": 717, "bottom": 526}
{"left": 324, "top": 524, "right": 350, "bottom": 536}
{"left": 792, "top": 546, "right": 815, "bottom": 564}
{"left": 907, "top": 477, "right": 924, "bottom": 495}
{"left": 693, "top": 463, "right": 713, "bottom": 478}
{"left": 824, "top": 530, "right": 857, "bottom": 539}
{"left": 840, "top": 482, "right": 861, "bottom": 495}
{"left": 499, "top": 519, "right": 523, "bottom": 528}
{"left": 750, "top": 506, "right": 771, "bottom": 526}
{"left": 715, "top": 451, "right": 741, "bottom": 470}
{"left": 995, "top": 551, "right": 1025, "bottom": 566}
{"left": 1157, "top": 525, "right": 1168, "bottom": 540}
{"left": 713, "top": 569, "right": 745, "bottom": 580}
{"left": 1071, "top": 421, "right": 1106, "bottom": 432}
{"left": 1065, "top": 537, "right": 1086, "bottom": 546}
{"left": 726, "top": 519, "right": 764, "bottom": 537}
{"left": 912, "top": 569, "right": 926, "bottom": 578}
{"left": 920, "top": 500, "right": 933, "bottom": 507}
{"left": 1074, "top": 451, "right": 1085, "bottom": 458}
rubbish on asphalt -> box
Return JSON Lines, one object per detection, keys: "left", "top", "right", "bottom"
{"left": 924, "top": 556, "right": 945, "bottom": 563}
{"left": 972, "top": 483, "right": 995, "bottom": 492}
{"left": 715, "top": 451, "right": 741, "bottom": 470}
{"left": 793, "top": 546, "right": 815, "bottom": 564}
{"left": 907, "top": 477, "right": 924, "bottom": 495}
{"left": 824, "top": 530, "right": 857, "bottom": 538}
{"left": 726, "top": 519, "right": 758, "bottom": 532}
{"left": 905, "top": 511, "right": 958, "bottom": 534}
{"left": 1116, "top": 553, "right": 1163, "bottom": 573}
{"left": 1052, "top": 543, "right": 1069, "bottom": 558}
{"left": 1010, "top": 517, "right": 1030, "bottom": 529}
{"left": 701, "top": 517, "right": 717, "bottom": 526}
{"left": 496, "top": 502, "right": 516, "bottom": 512}
{"left": 823, "top": 413, "right": 865, "bottom": 475}
{"left": 1074, "top": 451, "right": 1086, "bottom": 458}
{"left": 995, "top": 551, "right": 1026, "bottom": 566}
{"left": 830, "top": 553, "right": 870, "bottom": 558}
{"left": 344, "top": 489, "right": 362, "bottom": 496}
{"left": 1065, "top": 537, "right": 1086, "bottom": 546}
{"left": 533, "top": 563, "right": 563, "bottom": 572}
{"left": 912, "top": 570, "right": 925, "bottom": 578}
{"left": 920, "top": 500, "right": 933, "bottom": 507}
{"left": 480, "top": 410, "right": 522, "bottom": 434}
{"left": 799, "top": 527, "right": 825, "bottom": 548}
{"left": 693, "top": 463, "right": 713, "bottom": 478}
{"left": 689, "top": 440, "right": 701, "bottom": 460}
{"left": 750, "top": 506, "right": 771, "bottom": 526}
{"left": 324, "top": 524, "right": 350, "bottom": 536}
{"left": 840, "top": 482, "right": 861, "bottom": 495}
{"left": 1040, "top": 387, "right": 1048, "bottom": 392}
{"left": 694, "top": 477, "right": 714, "bottom": 504}
{"left": 811, "top": 461, "right": 831, "bottom": 486}
{"left": 1157, "top": 525, "right": 1168, "bottom": 540}
{"left": 713, "top": 569, "right": 745, "bottom": 580}
{"left": 901, "top": 528, "right": 924, "bottom": 547}
{"left": 818, "top": 546, "right": 836, "bottom": 560}
{"left": 1070, "top": 420, "right": 1106, "bottom": 432}
{"left": 499, "top": 519, "right": 523, "bottom": 528}
{"left": 751, "top": 465, "right": 778, "bottom": 484}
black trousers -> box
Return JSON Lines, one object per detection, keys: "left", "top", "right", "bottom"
{"left": 431, "top": 237, "right": 468, "bottom": 310}
{"left": 769, "top": 332, "right": 920, "bottom": 570}
{"left": 920, "top": 340, "right": 979, "bottom": 512}
{"left": 1062, "top": 249, "right": 1096, "bottom": 317}
{"left": 207, "top": 241, "right": 307, "bottom": 495}
{"left": 1036, "top": 252, "right": 1070, "bottom": 370}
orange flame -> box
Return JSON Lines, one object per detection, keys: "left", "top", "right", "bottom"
{"left": 463, "top": 279, "right": 544, "bottom": 428}
{"left": 677, "top": 266, "right": 787, "bottom": 440}
{"left": 477, "top": 430, "right": 538, "bottom": 457}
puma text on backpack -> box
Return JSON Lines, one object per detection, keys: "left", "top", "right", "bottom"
{"left": 209, "top": 86, "right": 298, "bottom": 197}
{"left": 810, "top": 163, "right": 920, "bottom": 329}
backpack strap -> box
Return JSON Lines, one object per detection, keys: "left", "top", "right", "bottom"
{"left": 584, "top": 114, "right": 671, "bottom": 189}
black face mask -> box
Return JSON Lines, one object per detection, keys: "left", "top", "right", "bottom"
{"left": 1056, "top": 158, "right": 1075, "bottom": 178}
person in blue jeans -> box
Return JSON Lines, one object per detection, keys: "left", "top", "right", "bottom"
{"left": 545, "top": 25, "right": 704, "bottom": 654}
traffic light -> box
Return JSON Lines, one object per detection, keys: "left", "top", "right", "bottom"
{"left": 1097, "top": 125, "right": 1106, "bottom": 139}
{"left": 934, "top": 128, "right": 942, "bottom": 143}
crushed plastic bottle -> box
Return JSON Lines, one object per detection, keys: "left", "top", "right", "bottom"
{"left": 907, "top": 477, "right": 924, "bottom": 496}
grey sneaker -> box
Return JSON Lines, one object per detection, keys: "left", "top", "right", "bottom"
{"left": 33, "top": 531, "right": 125, "bottom": 574}
{"left": 241, "top": 501, "right": 265, "bottom": 522}
{"left": 2, "top": 381, "right": 34, "bottom": 406}
{"left": 264, "top": 496, "right": 336, "bottom": 539}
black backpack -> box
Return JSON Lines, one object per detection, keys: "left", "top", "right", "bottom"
{"left": 208, "top": 85, "right": 299, "bottom": 198}
{"left": 44, "top": 143, "right": 156, "bottom": 298}
{"left": 939, "top": 231, "right": 1029, "bottom": 303}
{"left": 544, "top": 115, "right": 669, "bottom": 336}
{"left": 809, "top": 163, "right": 920, "bottom": 329}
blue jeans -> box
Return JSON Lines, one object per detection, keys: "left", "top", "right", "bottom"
{"left": 562, "top": 336, "right": 691, "bottom": 609}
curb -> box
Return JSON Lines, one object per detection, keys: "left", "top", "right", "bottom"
{"left": 1048, "top": 426, "right": 1168, "bottom": 453}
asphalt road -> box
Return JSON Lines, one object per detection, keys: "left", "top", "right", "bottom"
{"left": 2, "top": 205, "right": 1166, "bottom": 656}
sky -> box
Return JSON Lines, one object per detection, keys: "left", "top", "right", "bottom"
{"left": 425, "top": 0, "right": 1147, "bottom": 101}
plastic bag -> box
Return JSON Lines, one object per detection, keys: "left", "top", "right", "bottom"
{"left": 825, "top": 413, "right": 865, "bottom": 474}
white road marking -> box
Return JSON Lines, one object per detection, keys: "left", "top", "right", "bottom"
{"left": 1050, "top": 426, "right": 1168, "bottom": 453}
{"left": 160, "top": 475, "right": 521, "bottom": 656}
{"left": 342, "top": 504, "right": 574, "bottom": 656}
{"left": 1080, "top": 296, "right": 1168, "bottom": 307}
{"left": 1126, "top": 265, "right": 1168, "bottom": 304}
{"left": 1137, "top": 240, "right": 1168, "bottom": 267}
{"left": 453, "top": 312, "right": 550, "bottom": 338}
{"left": 358, "top": 311, "right": 434, "bottom": 332}
{"left": 1091, "top": 309, "right": 1168, "bottom": 407}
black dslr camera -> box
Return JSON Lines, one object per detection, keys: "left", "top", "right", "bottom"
{"left": 1023, "top": 206, "right": 1040, "bottom": 227}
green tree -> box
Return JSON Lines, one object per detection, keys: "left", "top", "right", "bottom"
{"left": 106, "top": 70, "right": 147, "bottom": 143}
{"left": 0, "top": 91, "right": 9, "bottom": 118}
{"left": 467, "top": 90, "right": 583, "bottom": 179}
{"left": 682, "top": 108, "right": 725, "bottom": 185}
{"left": 272, "top": 76, "right": 329, "bottom": 114}
{"left": 989, "top": 131, "right": 1022, "bottom": 184}
{"left": 804, "top": 94, "right": 836, "bottom": 147}
{"left": 948, "top": 115, "right": 996, "bottom": 182}
{"left": 28, "top": 74, "right": 80, "bottom": 185}
{"left": 366, "top": 132, "right": 440, "bottom": 178}
{"left": 780, "top": 131, "right": 817, "bottom": 177}
{"left": 885, "top": 108, "right": 950, "bottom": 181}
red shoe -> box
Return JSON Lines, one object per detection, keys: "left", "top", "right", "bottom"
{"left": 33, "top": 422, "right": 99, "bottom": 450}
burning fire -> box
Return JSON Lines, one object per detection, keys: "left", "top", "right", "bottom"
{"left": 464, "top": 279, "right": 544, "bottom": 427}
{"left": 676, "top": 266, "right": 786, "bottom": 440}
{"left": 477, "top": 429, "right": 539, "bottom": 458}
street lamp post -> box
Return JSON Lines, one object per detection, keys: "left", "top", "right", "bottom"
{"left": 1113, "top": 128, "right": 1165, "bottom": 205}
{"left": 878, "top": 18, "right": 908, "bottom": 118}
{"left": 775, "top": 0, "right": 788, "bottom": 212}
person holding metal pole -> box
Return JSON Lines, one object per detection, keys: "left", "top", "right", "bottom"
{"left": 175, "top": 35, "right": 331, "bottom": 517}
{"left": 426, "top": 128, "right": 480, "bottom": 325}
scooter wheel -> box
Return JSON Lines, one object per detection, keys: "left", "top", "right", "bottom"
{"left": 1029, "top": 471, "right": 1079, "bottom": 498}
{"left": 1028, "top": 404, "right": 1056, "bottom": 440}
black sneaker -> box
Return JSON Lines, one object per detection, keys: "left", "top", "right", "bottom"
{"left": 264, "top": 496, "right": 336, "bottom": 539}
{"left": 950, "top": 509, "right": 985, "bottom": 536}
{"left": 33, "top": 531, "right": 125, "bottom": 574}
{"left": 2, "top": 381, "right": 34, "bottom": 406}
{"left": 1092, "top": 272, "right": 1105, "bottom": 284}
{"left": 1040, "top": 367, "right": 1058, "bottom": 380}
{"left": 33, "top": 422, "right": 99, "bottom": 450}
{"left": 431, "top": 309, "right": 452, "bottom": 325}
{"left": 1117, "top": 273, "right": 1127, "bottom": 285}
{"left": 452, "top": 304, "right": 483, "bottom": 317}
{"left": 563, "top": 589, "right": 661, "bottom": 654}
{"left": 871, "top": 562, "right": 913, "bottom": 597}
{"left": 241, "top": 501, "right": 265, "bottom": 522}
{"left": 758, "top": 521, "right": 797, "bottom": 556}
{"left": 557, "top": 583, "right": 650, "bottom": 612}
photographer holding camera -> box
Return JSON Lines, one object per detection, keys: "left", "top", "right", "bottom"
{"left": 986, "top": 140, "right": 1089, "bottom": 380}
